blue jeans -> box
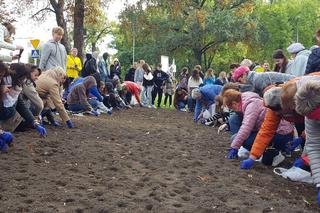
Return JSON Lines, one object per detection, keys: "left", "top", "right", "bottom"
{"left": 187, "top": 96, "right": 195, "bottom": 112}
{"left": 229, "top": 113, "right": 293, "bottom": 151}
{"left": 0, "top": 106, "right": 16, "bottom": 121}
{"left": 177, "top": 100, "right": 188, "bottom": 110}
{"left": 69, "top": 99, "right": 98, "bottom": 112}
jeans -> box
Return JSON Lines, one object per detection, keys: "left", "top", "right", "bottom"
{"left": 0, "top": 106, "right": 16, "bottom": 121}
{"left": 69, "top": 99, "right": 98, "bottom": 112}
{"left": 177, "top": 100, "right": 188, "bottom": 110}
{"left": 142, "top": 86, "right": 153, "bottom": 106}
{"left": 229, "top": 113, "right": 293, "bottom": 151}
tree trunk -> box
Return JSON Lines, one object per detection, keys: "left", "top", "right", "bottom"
{"left": 50, "top": 0, "right": 71, "bottom": 52}
{"left": 74, "top": 0, "right": 85, "bottom": 61}
{"left": 193, "top": 48, "right": 202, "bottom": 66}
{"left": 91, "top": 42, "right": 97, "bottom": 52}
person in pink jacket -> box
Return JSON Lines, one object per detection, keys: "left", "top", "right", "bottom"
{"left": 222, "top": 89, "right": 294, "bottom": 159}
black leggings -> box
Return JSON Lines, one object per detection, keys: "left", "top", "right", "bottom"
{"left": 164, "top": 94, "right": 172, "bottom": 107}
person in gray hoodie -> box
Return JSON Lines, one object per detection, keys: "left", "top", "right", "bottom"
{"left": 295, "top": 80, "right": 320, "bottom": 207}
{"left": 39, "top": 27, "right": 67, "bottom": 72}
{"left": 287, "top": 43, "right": 311, "bottom": 76}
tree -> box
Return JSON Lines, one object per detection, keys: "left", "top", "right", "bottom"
{"left": 74, "top": 0, "right": 85, "bottom": 59}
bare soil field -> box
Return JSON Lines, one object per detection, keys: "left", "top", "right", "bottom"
{"left": 0, "top": 108, "right": 317, "bottom": 212}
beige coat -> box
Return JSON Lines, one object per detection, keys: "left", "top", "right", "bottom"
{"left": 36, "top": 67, "right": 70, "bottom": 122}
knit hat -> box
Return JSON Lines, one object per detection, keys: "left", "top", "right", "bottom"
{"left": 191, "top": 88, "right": 202, "bottom": 100}
{"left": 232, "top": 66, "right": 250, "bottom": 82}
{"left": 240, "top": 59, "right": 253, "bottom": 68}
{"left": 287, "top": 43, "right": 305, "bottom": 54}
{"left": 263, "top": 87, "right": 283, "bottom": 111}
{"left": 295, "top": 81, "right": 320, "bottom": 119}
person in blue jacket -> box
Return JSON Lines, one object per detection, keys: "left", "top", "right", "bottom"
{"left": 192, "top": 84, "right": 223, "bottom": 122}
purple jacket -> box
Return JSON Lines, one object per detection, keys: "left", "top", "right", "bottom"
{"left": 231, "top": 92, "right": 293, "bottom": 149}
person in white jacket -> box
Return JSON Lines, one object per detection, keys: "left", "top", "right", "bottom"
{"left": 287, "top": 43, "right": 311, "bottom": 76}
{"left": 0, "top": 22, "right": 24, "bottom": 62}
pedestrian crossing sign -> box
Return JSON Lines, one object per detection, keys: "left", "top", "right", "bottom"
{"left": 31, "top": 49, "right": 40, "bottom": 59}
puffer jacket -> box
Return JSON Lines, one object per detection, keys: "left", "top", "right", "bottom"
{"left": 67, "top": 76, "right": 97, "bottom": 111}
{"left": 247, "top": 71, "right": 295, "bottom": 95}
{"left": 306, "top": 47, "right": 320, "bottom": 74}
{"left": 231, "top": 92, "right": 266, "bottom": 149}
{"left": 231, "top": 92, "right": 294, "bottom": 149}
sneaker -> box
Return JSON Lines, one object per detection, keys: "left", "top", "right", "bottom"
{"left": 272, "top": 152, "right": 285, "bottom": 167}
{"left": 151, "top": 105, "right": 156, "bottom": 109}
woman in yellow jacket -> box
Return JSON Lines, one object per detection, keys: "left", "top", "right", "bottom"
{"left": 66, "top": 48, "right": 82, "bottom": 81}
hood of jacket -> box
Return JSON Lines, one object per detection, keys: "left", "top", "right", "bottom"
{"left": 83, "top": 76, "right": 97, "bottom": 90}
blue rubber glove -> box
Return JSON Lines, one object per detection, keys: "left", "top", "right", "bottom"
{"left": 52, "top": 121, "right": 63, "bottom": 127}
{"left": 227, "top": 148, "right": 238, "bottom": 159}
{"left": 0, "top": 139, "right": 9, "bottom": 153}
{"left": 107, "top": 110, "right": 112, "bottom": 115}
{"left": 0, "top": 131, "right": 13, "bottom": 145}
{"left": 318, "top": 188, "right": 320, "bottom": 207}
{"left": 290, "top": 137, "right": 304, "bottom": 152}
{"left": 241, "top": 158, "right": 255, "bottom": 170}
{"left": 35, "top": 124, "right": 47, "bottom": 137}
{"left": 293, "top": 158, "right": 304, "bottom": 168}
{"left": 66, "top": 120, "right": 74, "bottom": 128}
{"left": 90, "top": 86, "right": 103, "bottom": 102}
{"left": 91, "top": 110, "right": 100, "bottom": 116}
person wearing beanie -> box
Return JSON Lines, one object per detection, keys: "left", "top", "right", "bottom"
{"left": 287, "top": 43, "right": 311, "bottom": 76}
{"left": 272, "top": 49, "right": 293, "bottom": 74}
{"left": 192, "top": 84, "right": 222, "bottom": 122}
{"left": 295, "top": 80, "right": 320, "bottom": 207}
{"left": 232, "top": 66, "right": 295, "bottom": 96}
{"left": 222, "top": 89, "right": 293, "bottom": 161}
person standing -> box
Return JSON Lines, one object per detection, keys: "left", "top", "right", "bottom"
{"left": 66, "top": 48, "right": 82, "bottom": 82}
{"left": 0, "top": 22, "right": 24, "bottom": 62}
{"left": 110, "top": 58, "right": 121, "bottom": 80}
{"left": 134, "top": 60, "right": 145, "bottom": 86}
{"left": 141, "top": 63, "right": 154, "bottom": 108}
{"left": 125, "top": 62, "right": 137, "bottom": 82}
{"left": 152, "top": 64, "right": 168, "bottom": 108}
{"left": 306, "top": 29, "right": 320, "bottom": 74}
{"left": 39, "top": 27, "right": 67, "bottom": 72}
{"left": 287, "top": 43, "right": 311, "bottom": 76}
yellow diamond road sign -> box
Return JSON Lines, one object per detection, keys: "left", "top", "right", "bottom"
{"left": 30, "top": 39, "right": 40, "bottom": 49}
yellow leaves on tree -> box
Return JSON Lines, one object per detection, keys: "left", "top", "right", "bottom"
{"left": 84, "top": 0, "right": 105, "bottom": 25}
{"left": 196, "top": 10, "right": 207, "bottom": 30}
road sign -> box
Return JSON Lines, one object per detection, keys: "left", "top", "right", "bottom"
{"left": 31, "top": 50, "right": 40, "bottom": 59}
{"left": 30, "top": 39, "right": 40, "bottom": 49}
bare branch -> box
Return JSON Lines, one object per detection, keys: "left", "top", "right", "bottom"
{"left": 31, "top": 7, "right": 55, "bottom": 19}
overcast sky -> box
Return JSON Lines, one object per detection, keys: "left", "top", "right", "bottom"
{"left": 4, "top": 0, "right": 138, "bottom": 63}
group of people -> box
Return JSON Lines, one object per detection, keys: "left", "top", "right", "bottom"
{"left": 1, "top": 20, "right": 320, "bottom": 207}
{"left": 179, "top": 28, "right": 320, "bottom": 206}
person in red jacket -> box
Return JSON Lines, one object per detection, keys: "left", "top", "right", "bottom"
{"left": 122, "top": 81, "right": 142, "bottom": 107}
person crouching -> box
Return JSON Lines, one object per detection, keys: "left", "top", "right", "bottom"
{"left": 67, "top": 76, "right": 100, "bottom": 116}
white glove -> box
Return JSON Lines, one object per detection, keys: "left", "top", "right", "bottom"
{"left": 218, "top": 123, "right": 228, "bottom": 134}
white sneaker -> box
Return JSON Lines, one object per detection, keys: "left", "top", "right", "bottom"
{"left": 272, "top": 152, "right": 285, "bottom": 167}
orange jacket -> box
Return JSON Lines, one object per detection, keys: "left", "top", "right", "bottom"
{"left": 250, "top": 109, "right": 303, "bottom": 158}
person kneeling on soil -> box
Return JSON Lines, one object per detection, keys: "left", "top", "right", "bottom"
{"left": 240, "top": 74, "right": 320, "bottom": 170}
{"left": 0, "top": 63, "right": 47, "bottom": 137}
{"left": 122, "top": 81, "right": 142, "bottom": 107}
{"left": 192, "top": 84, "right": 223, "bottom": 123}
{"left": 36, "top": 66, "right": 74, "bottom": 128}
{"left": 295, "top": 80, "right": 320, "bottom": 207}
{"left": 173, "top": 87, "right": 189, "bottom": 111}
{"left": 222, "top": 89, "right": 293, "bottom": 161}
{"left": 67, "top": 76, "right": 100, "bottom": 116}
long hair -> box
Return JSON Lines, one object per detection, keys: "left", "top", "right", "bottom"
{"left": 9, "top": 63, "right": 31, "bottom": 88}
{"left": 273, "top": 49, "right": 288, "bottom": 73}
{"left": 191, "top": 69, "right": 200, "bottom": 81}
{"left": 205, "top": 68, "right": 214, "bottom": 79}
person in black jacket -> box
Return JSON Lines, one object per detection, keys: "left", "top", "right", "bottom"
{"left": 306, "top": 29, "right": 320, "bottom": 74}
{"left": 142, "top": 63, "right": 154, "bottom": 107}
{"left": 110, "top": 58, "right": 121, "bottom": 80}
{"left": 152, "top": 63, "right": 168, "bottom": 108}
{"left": 82, "top": 53, "right": 97, "bottom": 77}
{"left": 125, "top": 62, "right": 137, "bottom": 82}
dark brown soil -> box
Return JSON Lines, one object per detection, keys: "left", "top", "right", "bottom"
{"left": 0, "top": 108, "right": 318, "bottom": 212}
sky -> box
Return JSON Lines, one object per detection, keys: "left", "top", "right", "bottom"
{"left": 3, "top": 0, "right": 139, "bottom": 63}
